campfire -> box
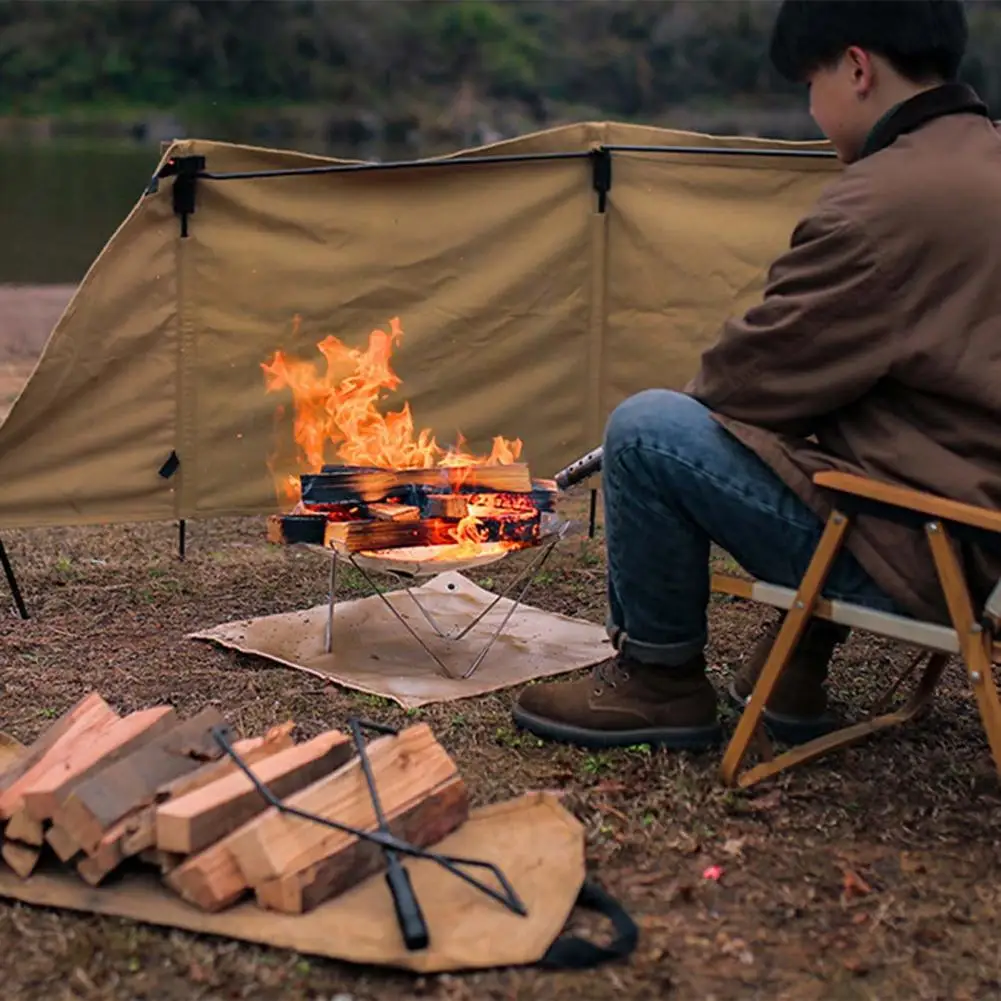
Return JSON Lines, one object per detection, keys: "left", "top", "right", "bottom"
{"left": 262, "top": 317, "right": 558, "bottom": 568}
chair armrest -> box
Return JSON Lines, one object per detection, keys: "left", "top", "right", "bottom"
{"left": 813, "top": 471, "right": 1001, "bottom": 536}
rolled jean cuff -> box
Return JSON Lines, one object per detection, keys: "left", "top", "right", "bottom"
{"left": 605, "top": 615, "right": 705, "bottom": 667}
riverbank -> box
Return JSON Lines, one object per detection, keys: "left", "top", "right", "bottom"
{"left": 0, "top": 99, "right": 820, "bottom": 156}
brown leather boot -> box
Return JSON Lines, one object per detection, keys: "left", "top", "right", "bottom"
{"left": 512, "top": 654, "right": 722, "bottom": 749}
{"left": 728, "top": 614, "right": 848, "bottom": 743}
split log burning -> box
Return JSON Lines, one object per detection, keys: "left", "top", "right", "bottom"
{"left": 261, "top": 316, "right": 557, "bottom": 561}
{"left": 267, "top": 462, "right": 557, "bottom": 559}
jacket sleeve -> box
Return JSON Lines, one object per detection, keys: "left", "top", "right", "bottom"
{"left": 686, "top": 201, "right": 896, "bottom": 437}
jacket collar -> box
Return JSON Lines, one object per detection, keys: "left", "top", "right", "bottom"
{"left": 857, "top": 82, "right": 991, "bottom": 160}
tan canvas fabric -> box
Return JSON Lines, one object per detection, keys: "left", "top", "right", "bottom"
{"left": 603, "top": 149, "right": 838, "bottom": 419}
{"left": 0, "top": 124, "right": 840, "bottom": 529}
{"left": 0, "top": 792, "right": 589, "bottom": 973}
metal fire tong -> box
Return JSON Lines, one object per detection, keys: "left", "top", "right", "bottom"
{"left": 210, "top": 720, "right": 527, "bottom": 952}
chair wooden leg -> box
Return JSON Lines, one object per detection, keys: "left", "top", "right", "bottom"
{"left": 926, "top": 521, "right": 1001, "bottom": 777}
{"left": 720, "top": 509, "right": 852, "bottom": 786}
{"left": 727, "top": 652, "right": 948, "bottom": 787}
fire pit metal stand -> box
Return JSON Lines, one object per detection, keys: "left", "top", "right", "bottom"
{"left": 309, "top": 520, "right": 570, "bottom": 680}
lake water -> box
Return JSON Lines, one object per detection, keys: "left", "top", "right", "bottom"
{"left": 0, "top": 136, "right": 389, "bottom": 284}
{"left": 0, "top": 140, "right": 166, "bottom": 284}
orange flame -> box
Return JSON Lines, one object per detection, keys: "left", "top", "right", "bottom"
{"left": 262, "top": 316, "right": 524, "bottom": 557}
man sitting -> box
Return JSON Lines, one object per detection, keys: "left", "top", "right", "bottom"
{"left": 513, "top": 0, "right": 1001, "bottom": 750}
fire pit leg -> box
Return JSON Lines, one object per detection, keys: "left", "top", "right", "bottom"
{"left": 402, "top": 587, "right": 453, "bottom": 639}
{"left": 311, "top": 523, "right": 568, "bottom": 680}
{"left": 460, "top": 535, "right": 563, "bottom": 679}
{"left": 426, "top": 529, "right": 569, "bottom": 643}
{"left": 324, "top": 553, "right": 338, "bottom": 654}
{"left": 345, "top": 556, "right": 459, "bottom": 679}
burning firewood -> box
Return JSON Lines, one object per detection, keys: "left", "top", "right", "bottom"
{"left": 425, "top": 494, "right": 469, "bottom": 519}
{"left": 300, "top": 463, "right": 534, "bottom": 505}
{"left": 267, "top": 465, "right": 556, "bottom": 560}
{"left": 324, "top": 517, "right": 457, "bottom": 553}
{"left": 368, "top": 502, "right": 421, "bottom": 522}
{"left": 259, "top": 318, "right": 565, "bottom": 569}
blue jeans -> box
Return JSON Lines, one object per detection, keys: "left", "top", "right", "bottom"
{"left": 602, "top": 390, "right": 897, "bottom": 667}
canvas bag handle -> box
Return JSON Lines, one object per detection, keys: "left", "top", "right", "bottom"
{"left": 536, "top": 881, "right": 638, "bottom": 969}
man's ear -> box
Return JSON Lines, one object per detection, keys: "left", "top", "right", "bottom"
{"left": 845, "top": 45, "right": 876, "bottom": 98}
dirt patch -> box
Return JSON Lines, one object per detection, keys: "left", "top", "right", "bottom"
{"left": 0, "top": 283, "right": 75, "bottom": 364}
{"left": 0, "top": 490, "right": 999, "bottom": 1000}
{"left": 0, "top": 284, "right": 75, "bottom": 419}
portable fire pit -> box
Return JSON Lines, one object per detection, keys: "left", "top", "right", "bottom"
{"left": 267, "top": 461, "right": 568, "bottom": 679}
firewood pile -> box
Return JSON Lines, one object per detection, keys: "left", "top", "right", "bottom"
{"left": 0, "top": 693, "right": 468, "bottom": 915}
{"left": 267, "top": 461, "right": 558, "bottom": 554}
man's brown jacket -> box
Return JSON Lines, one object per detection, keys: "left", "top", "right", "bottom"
{"left": 688, "top": 83, "right": 1001, "bottom": 622}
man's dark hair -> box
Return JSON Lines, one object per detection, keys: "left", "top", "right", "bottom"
{"left": 770, "top": 0, "right": 968, "bottom": 84}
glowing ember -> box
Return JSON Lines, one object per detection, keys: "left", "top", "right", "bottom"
{"left": 262, "top": 316, "right": 536, "bottom": 560}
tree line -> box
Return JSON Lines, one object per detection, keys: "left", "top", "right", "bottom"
{"left": 2, "top": 1, "right": 1001, "bottom": 130}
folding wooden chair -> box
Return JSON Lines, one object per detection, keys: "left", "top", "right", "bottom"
{"left": 710, "top": 470, "right": 1001, "bottom": 788}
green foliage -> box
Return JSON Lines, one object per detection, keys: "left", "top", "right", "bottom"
{"left": 1, "top": 0, "right": 1000, "bottom": 119}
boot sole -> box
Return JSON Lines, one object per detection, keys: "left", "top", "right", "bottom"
{"left": 726, "top": 680, "right": 838, "bottom": 745}
{"left": 511, "top": 705, "right": 723, "bottom": 750}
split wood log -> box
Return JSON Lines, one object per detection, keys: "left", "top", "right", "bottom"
{"left": 77, "top": 807, "right": 157, "bottom": 885}
{"left": 301, "top": 463, "right": 533, "bottom": 505}
{"left": 530, "top": 479, "right": 558, "bottom": 513}
{"left": 0, "top": 694, "right": 113, "bottom": 795}
{"left": 139, "top": 848, "right": 183, "bottom": 874}
{"left": 266, "top": 513, "right": 326, "bottom": 546}
{"left": 164, "top": 725, "right": 461, "bottom": 913}
{"left": 1, "top": 840, "right": 40, "bottom": 879}
{"left": 52, "top": 708, "right": 229, "bottom": 854}
{"left": 76, "top": 799, "right": 187, "bottom": 886}
{"left": 154, "top": 723, "right": 295, "bottom": 804}
{"left": 164, "top": 823, "right": 256, "bottom": 911}
{"left": 0, "top": 694, "right": 120, "bottom": 820}
{"left": 120, "top": 726, "right": 298, "bottom": 856}
{"left": 45, "top": 824, "right": 81, "bottom": 863}
{"left": 368, "top": 502, "right": 421, "bottom": 522}
{"left": 21, "top": 706, "right": 178, "bottom": 822}
{"left": 323, "top": 517, "right": 455, "bottom": 553}
{"left": 4, "top": 808, "right": 43, "bottom": 846}
{"left": 228, "top": 724, "right": 462, "bottom": 888}
{"left": 118, "top": 809, "right": 157, "bottom": 857}
{"left": 155, "top": 730, "right": 353, "bottom": 854}
{"left": 424, "top": 494, "right": 469, "bottom": 519}
{"left": 255, "top": 773, "right": 469, "bottom": 914}
{"left": 77, "top": 822, "right": 128, "bottom": 886}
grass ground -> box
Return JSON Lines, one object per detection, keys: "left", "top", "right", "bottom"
{"left": 1, "top": 289, "right": 1001, "bottom": 1000}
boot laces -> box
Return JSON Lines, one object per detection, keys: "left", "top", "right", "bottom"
{"left": 593, "top": 657, "right": 630, "bottom": 693}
